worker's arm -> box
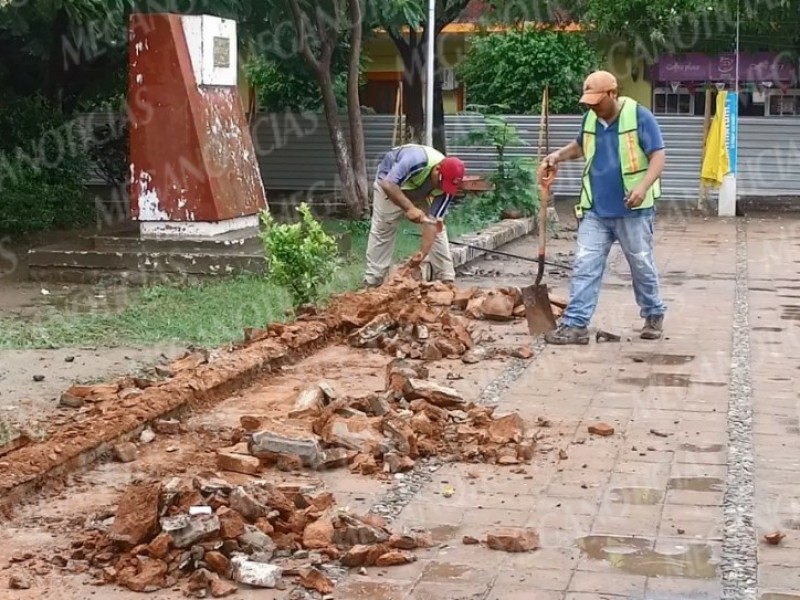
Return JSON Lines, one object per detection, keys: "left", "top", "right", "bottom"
{"left": 626, "top": 107, "right": 667, "bottom": 208}
{"left": 544, "top": 140, "right": 584, "bottom": 166}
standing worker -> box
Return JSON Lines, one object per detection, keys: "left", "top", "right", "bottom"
{"left": 538, "top": 70, "right": 667, "bottom": 344}
{"left": 362, "top": 144, "right": 466, "bottom": 288}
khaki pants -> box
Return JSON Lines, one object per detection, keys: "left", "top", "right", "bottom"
{"left": 363, "top": 182, "right": 455, "bottom": 286}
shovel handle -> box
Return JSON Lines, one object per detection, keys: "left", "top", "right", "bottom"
{"left": 536, "top": 182, "right": 549, "bottom": 285}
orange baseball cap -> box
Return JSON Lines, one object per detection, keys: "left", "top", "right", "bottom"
{"left": 579, "top": 70, "right": 618, "bottom": 105}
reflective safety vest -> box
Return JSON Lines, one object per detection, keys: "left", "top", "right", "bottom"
{"left": 398, "top": 144, "right": 446, "bottom": 197}
{"left": 579, "top": 97, "right": 661, "bottom": 211}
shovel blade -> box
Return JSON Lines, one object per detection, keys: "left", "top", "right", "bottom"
{"left": 522, "top": 284, "right": 558, "bottom": 335}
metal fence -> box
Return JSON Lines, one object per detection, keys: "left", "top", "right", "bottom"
{"left": 80, "top": 110, "right": 800, "bottom": 201}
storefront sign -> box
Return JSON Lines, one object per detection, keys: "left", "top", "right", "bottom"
{"left": 655, "top": 52, "right": 797, "bottom": 83}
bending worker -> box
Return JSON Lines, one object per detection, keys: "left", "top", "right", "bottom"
{"left": 538, "top": 70, "right": 667, "bottom": 344}
{"left": 362, "top": 144, "right": 466, "bottom": 287}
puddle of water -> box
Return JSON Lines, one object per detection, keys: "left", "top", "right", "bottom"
{"left": 576, "top": 535, "right": 718, "bottom": 579}
{"left": 609, "top": 487, "right": 663, "bottom": 505}
{"left": 680, "top": 443, "right": 725, "bottom": 453}
{"left": 752, "top": 326, "right": 784, "bottom": 332}
{"left": 618, "top": 373, "right": 691, "bottom": 387}
{"left": 627, "top": 353, "right": 695, "bottom": 366}
{"left": 428, "top": 524, "right": 461, "bottom": 544}
{"left": 667, "top": 477, "right": 724, "bottom": 492}
{"left": 422, "top": 562, "right": 472, "bottom": 579}
{"left": 780, "top": 305, "right": 800, "bottom": 321}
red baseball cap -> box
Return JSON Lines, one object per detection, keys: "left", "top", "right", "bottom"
{"left": 439, "top": 156, "right": 465, "bottom": 195}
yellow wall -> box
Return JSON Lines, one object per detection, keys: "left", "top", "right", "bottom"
{"left": 363, "top": 32, "right": 654, "bottom": 112}
{"left": 364, "top": 33, "right": 467, "bottom": 112}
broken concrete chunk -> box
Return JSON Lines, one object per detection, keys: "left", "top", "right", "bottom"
{"left": 375, "top": 550, "right": 415, "bottom": 566}
{"left": 288, "top": 386, "right": 326, "bottom": 419}
{"left": 229, "top": 488, "right": 268, "bottom": 522}
{"left": 464, "top": 296, "right": 486, "bottom": 319}
{"left": 154, "top": 419, "right": 180, "bottom": 434}
{"left": 481, "top": 291, "right": 515, "bottom": 321}
{"left": 453, "top": 287, "right": 476, "bottom": 309}
{"left": 462, "top": 346, "right": 495, "bottom": 364}
{"left": 216, "top": 450, "right": 261, "bottom": 476}
{"left": 248, "top": 429, "right": 322, "bottom": 468}
{"left": 217, "top": 506, "right": 247, "bottom": 539}
{"left": 333, "top": 518, "right": 390, "bottom": 547}
{"left": 486, "top": 528, "right": 539, "bottom": 553}
{"left": 139, "top": 428, "right": 156, "bottom": 444}
{"left": 118, "top": 558, "right": 168, "bottom": 592}
{"left": 321, "top": 416, "right": 386, "bottom": 455}
{"left": 110, "top": 482, "right": 161, "bottom": 548}
{"left": 171, "top": 515, "right": 221, "bottom": 549}
{"left": 366, "top": 393, "right": 392, "bottom": 417}
{"left": 421, "top": 341, "right": 443, "bottom": 361}
{"left": 302, "top": 514, "right": 334, "bottom": 549}
{"left": 318, "top": 381, "right": 337, "bottom": 403}
{"left": 348, "top": 313, "right": 395, "bottom": 348}
{"left": 59, "top": 392, "right": 85, "bottom": 408}
{"left": 237, "top": 525, "right": 275, "bottom": 557}
{"left": 402, "top": 378, "right": 465, "bottom": 409}
{"left": 588, "top": 423, "right": 615, "bottom": 437}
{"left": 298, "top": 567, "right": 334, "bottom": 594}
{"left": 426, "top": 290, "right": 455, "bottom": 306}
{"left": 194, "top": 472, "right": 234, "bottom": 495}
{"left": 113, "top": 442, "right": 138, "bottom": 463}
{"left": 230, "top": 555, "right": 282, "bottom": 588}
{"left": 413, "top": 324, "right": 430, "bottom": 340}
{"left": 488, "top": 413, "right": 526, "bottom": 444}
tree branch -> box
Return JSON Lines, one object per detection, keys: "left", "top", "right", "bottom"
{"left": 288, "top": 0, "right": 320, "bottom": 73}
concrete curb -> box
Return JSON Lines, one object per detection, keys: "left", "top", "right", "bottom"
{"left": 0, "top": 217, "right": 536, "bottom": 514}
{"left": 449, "top": 217, "right": 535, "bottom": 267}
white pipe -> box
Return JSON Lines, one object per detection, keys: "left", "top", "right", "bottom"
{"left": 425, "top": 0, "right": 435, "bottom": 146}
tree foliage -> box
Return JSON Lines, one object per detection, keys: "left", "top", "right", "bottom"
{"left": 482, "top": 0, "right": 800, "bottom": 58}
{"left": 457, "top": 28, "right": 598, "bottom": 114}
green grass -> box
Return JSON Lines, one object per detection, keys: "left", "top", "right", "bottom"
{"left": 0, "top": 207, "right": 495, "bottom": 350}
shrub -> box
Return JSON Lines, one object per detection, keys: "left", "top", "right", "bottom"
{"left": 259, "top": 203, "right": 341, "bottom": 307}
{"left": 0, "top": 95, "right": 92, "bottom": 234}
{"left": 458, "top": 111, "right": 539, "bottom": 219}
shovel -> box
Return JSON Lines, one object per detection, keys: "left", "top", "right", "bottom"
{"left": 522, "top": 84, "right": 558, "bottom": 335}
{"left": 522, "top": 175, "right": 558, "bottom": 334}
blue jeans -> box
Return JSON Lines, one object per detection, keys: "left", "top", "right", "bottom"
{"left": 561, "top": 210, "right": 666, "bottom": 328}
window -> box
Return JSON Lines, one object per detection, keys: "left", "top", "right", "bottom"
{"left": 652, "top": 87, "right": 695, "bottom": 115}
{"left": 767, "top": 91, "right": 800, "bottom": 116}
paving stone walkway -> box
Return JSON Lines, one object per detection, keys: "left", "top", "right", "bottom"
{"left": 336, "top": 211, "right": 800, "bottom": 600}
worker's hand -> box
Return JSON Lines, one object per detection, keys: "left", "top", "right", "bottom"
{"left": 409, "top": 251, "right": 424, "bottom": 265}
{"left": 538, "top": 153, "right": 559, "bottom": 185}
{"left": 625, "top": 184, "right": 647, "bottom": 209}
{"left": 405, "top": 206, "right": 426, "bottom": 224}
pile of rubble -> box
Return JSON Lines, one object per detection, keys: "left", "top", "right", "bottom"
{"left": 244, "top": 357, "right": 535, "bottom": 477}
{"left": 37, "top": 475, "right": 434, "bottom": 596}
{"left": 342, "top": 281, "right": 564, "bottom": 360}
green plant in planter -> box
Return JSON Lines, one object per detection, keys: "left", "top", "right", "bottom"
{"left": 259, "top": 203, "right": 341, "bottom": 308}
{"left": 457, "top": 106, "right": 539, "bottom": 219}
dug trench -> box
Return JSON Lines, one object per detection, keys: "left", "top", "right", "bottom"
{"left": 0, "top": 272, "right": 570, "bottom": 598}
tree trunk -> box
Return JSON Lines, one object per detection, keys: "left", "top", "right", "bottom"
{"left": 318, "top": 71, "right": 362, "bottom": 218}
{"left": 432, "top": 51, "right": 447, "bottom": 153}
{"left": 346, "top": 0, "right": 369, "bottom": 216}
{"left": 44, "top": 8, "right": 70, "bottom": 111}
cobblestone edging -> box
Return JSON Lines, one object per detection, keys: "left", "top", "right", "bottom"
{"left": 722, "top": 218, "right": 758, "bottom": 600}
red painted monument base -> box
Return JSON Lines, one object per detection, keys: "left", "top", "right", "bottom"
{"left": 128, "top": 13, "right": 266, "bottom": 239}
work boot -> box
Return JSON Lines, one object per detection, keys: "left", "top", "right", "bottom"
{"left": 641, "top": 315, "right": 664, "bottom": 340}
{"left": 544, "top": 324, "right": 590, "bottom": 345}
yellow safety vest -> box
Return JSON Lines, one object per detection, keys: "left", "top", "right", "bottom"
{"left": 579, "top": 97, "right": 661, "bottom": 211}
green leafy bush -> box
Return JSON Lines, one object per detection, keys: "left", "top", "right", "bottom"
{"left": 456, "top": 29, "right": 599, "bottom": 114}
{"left": 260, "top": 203, "right": 341, "bottom": 307}
{"left": 458, "top": 112, "right": 539, "bottom": 219}
{"left": 0, "top": 95, "right": 92, "bottom": 234}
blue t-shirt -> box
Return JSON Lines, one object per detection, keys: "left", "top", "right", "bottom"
{"left": 376, "top": 146, "right": 453, "bottom": 219}
{"left": 575, "top": 104, "right": 665, "bottom": 218}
